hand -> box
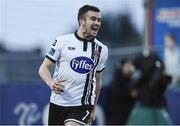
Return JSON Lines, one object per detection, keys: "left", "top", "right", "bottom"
{"left": 131, "top": 89, "right": 138, "bottom": 98}
{"left": 88, "top": 108, "right": 96, "bottom": 125}
{"left": 48, "top": 80, "right": 66, "bottom": 94}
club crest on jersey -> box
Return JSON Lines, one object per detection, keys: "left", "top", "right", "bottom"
{"left": 70, "top": 56, "right": 94, "bottom": 74}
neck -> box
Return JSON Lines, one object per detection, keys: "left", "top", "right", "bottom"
{"left": 77, "top": 27, "right": 94, "bottom": 40}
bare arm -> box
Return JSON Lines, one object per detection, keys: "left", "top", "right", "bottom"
{"left": 39, "top": 58, "right": 64, "bottom": 94}
{"left": 39, "top": 58, "right": 54, "bottom": 87}
{"left": 94, "top": 72, "right": 103, "bottom": 106}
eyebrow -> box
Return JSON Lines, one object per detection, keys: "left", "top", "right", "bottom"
{"left": 90, "top": 16, "right": 102, "bottom": 20}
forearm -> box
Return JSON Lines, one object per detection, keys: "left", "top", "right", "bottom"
{"left": 94, "top": 80, "right": 102, "bottom": 106}
{"left": 94, "top": 72, "right": 103, "bottom": 110}
{"left": 39, "top": 64, "right": 54, "bottom": 88}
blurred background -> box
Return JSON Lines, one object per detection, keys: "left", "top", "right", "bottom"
{"left": 0, "top": 0, "right": 180, "bottom": 125}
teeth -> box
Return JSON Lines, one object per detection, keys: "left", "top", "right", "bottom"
{"left": 92, "top": 27, "right": 98, "bottom": 31}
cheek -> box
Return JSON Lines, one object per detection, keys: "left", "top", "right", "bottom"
{"left": 86, "top": 25, "right": 92, "bottom": 31}
{"left": 86, "top": 21, "right": 93, "bottom": 27}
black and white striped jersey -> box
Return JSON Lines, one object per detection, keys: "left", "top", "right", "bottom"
{"left": 46, "top": 31, "right": 108, "bottom": 106}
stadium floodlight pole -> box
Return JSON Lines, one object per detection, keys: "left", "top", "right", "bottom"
{"left": 0, "top": 0, "right": 8, "bottom": 42}
{"left": 144, "top": 0, "right": 154, "bottom": 50}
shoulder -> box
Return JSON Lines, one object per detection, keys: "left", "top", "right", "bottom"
{"left": 56, "top": 33, "right": 74, "bottom": 42}
{"left": 50, "top": 33, "right": 74, "bottom": 48}
{"left": 52, "top": 33, "right": 74, "bottom": 47}
{"left": 94, "top": 39, "right": 108, "bottom": 52}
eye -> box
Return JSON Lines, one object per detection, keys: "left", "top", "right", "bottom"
{"left": 98, "top": 18, "right": 102, "bottom": 22}
{"left": 90, "top": 16, "right": 102, "bottom": 23}
{"left": 90, "top": 17, "right": 96, "bottom": 21}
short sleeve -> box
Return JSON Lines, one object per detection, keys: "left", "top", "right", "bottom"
{"left": 96, "top": 45, "right": 108, "bottom": 72}
{"left": 45, "top": 38, "right": 63, "bottom": 63}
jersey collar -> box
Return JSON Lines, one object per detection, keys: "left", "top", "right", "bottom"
{"left": 74, "top": 31, "right": 95, "bottom": 42}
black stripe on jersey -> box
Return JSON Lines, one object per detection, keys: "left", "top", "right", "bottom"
{"left": 88, "top": 45, "right": 102, "bottom": 104}
{"left": 86, "top": 42, "right": 96, "bottom": 105}
{"left": 85, "top": 42, "right": 97, "bottom": 105}
{"left": 45, "top": 55, "right": 56, "bottom": 63}
{"left": 91, "top": 42, "right": 96, "bottom": 60}
{"left": 96, "top": 67, "right": 105, "bottom": 73}
{"left": 81, "top": 42, "right": 102, "bottom": 106}
{"left": 83, "top": 40, "right": 88, "bottom": 52}
{"left": 81, "top": 42, "right": 95, "bottom": 105}
{"left": 93, "top": 45, "right": 102, "bottom": 69}
{"left": 81, "top": 74, "right": 90, "bottom": 106}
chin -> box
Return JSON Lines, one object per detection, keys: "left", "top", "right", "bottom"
{"left": 91, "top": 35, "right": 96, "bottom": 38}
{"left": 91, "top": 33, "right": 97, "bottom": 37}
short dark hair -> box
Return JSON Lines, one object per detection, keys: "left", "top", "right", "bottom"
{"left": 78, "top": 5, "right": 100, "bottom": 24}
{"left": 120, "top": 58, "right": 131, "bottom": 66}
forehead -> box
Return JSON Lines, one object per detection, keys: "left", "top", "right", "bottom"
{"left": 85, "top": 11, "right": 101, "bottom": 18}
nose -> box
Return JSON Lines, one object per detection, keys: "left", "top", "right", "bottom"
{"left": 95, "top": 19, "right": 101, "bottom": 25}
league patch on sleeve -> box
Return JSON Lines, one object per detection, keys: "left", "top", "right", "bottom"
{"left": 52, "top": 40, "right": 57, "bottom": 46}
{"left": 48, "top": 48, "right": 55, "bottom": 56}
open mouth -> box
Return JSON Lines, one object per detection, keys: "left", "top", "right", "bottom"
{"left": 91, "top": 26, "right": 98, "bottom": 32}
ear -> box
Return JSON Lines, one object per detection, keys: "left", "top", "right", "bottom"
{"left": 79, "top": 19, "right": 85, "bottom": 27}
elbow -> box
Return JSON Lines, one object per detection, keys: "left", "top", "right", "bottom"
{"left": 38, "top": 65, "right": 43, "bottom": 77}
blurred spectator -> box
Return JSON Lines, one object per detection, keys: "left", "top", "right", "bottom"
{"left": 127, "top": 49, "right": 172, "bottom": 125}
{"left": 0, "top": 43, "right": 7, "bottom": 53}
{"left": 104, "top": 58, "right": 135, "bottom": 125}
{"left": 164, "top": 33, "right": 180, "bottom": 89}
